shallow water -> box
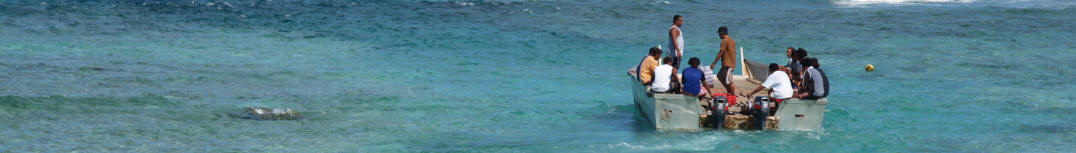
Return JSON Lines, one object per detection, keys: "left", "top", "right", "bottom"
{"left": 1, "top": 0, "right": 1074, "bottom": 152}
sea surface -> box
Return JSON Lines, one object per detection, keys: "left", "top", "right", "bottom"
{"left": 1, "top": 0, "right": 1074, "bottom": 152}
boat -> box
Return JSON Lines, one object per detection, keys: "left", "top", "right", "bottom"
{"left": 628, "top": 47, "right": 827, "bottom": 131}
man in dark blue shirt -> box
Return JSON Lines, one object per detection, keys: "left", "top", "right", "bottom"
{"left": 681, "top": 57, "right": 711, "bottom": 97}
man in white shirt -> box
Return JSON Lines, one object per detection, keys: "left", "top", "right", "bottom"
{"left": 746, "top": 63, "right": 794, "bottom": 100}
{"left": 651, "top": 57, "right": 680, "bottom": 93}
{"left": 668, "top": 14, "right": 684, "bottom": 70}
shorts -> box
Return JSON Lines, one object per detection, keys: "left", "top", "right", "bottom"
{"left": 716, "top": 67, "right": 733, "bottom": 85}
{"left": 771, "top": 99, "right": 784, "bottom": 116}
{"left": 670, "top": 56, "right": 681, "bottom": 68}
{"left": 698, "top": 87, "right": 710, "bottom": 97}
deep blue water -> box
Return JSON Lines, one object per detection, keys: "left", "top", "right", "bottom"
{"left": 1, "top": 0, "right": 1074, "bottom": 152}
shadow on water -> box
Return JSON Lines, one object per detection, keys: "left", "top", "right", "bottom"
{"left": 598, "top": 104, "right": 655, "bottom": 133}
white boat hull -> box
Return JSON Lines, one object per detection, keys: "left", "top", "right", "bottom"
{"left": 630, "top": 76, "right": 703, "bottom": 131}
{"left": 774, "top": 98, "right": 827, "bottom": 131}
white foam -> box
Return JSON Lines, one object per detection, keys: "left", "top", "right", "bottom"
{"left": 611, "top": 135, "right": 728, "bottom": 151}
{"left": 832, "top": 0, "right": 981, "bottom": 7}
{"left": 456, "top": 2, "right": 475, "bottom": 6}
{"left": 836, "top": 0, "right": 1076, "bottom": 9}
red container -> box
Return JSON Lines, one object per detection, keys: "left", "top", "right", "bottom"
{"left": 712, "top": 93, "right": 737, "bottom": 106}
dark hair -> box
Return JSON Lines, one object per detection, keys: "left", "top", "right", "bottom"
{"left": 809, "top": 58, "right": 820, "bottom": 68}
{"left": 662, "top": 57, "right": 673, "bottom": 64}
{"left": 688, "top": 57, "right": 700, "bottom": 68}
{"left": 718, "top": 26, "right": 728, "bottom": 35}
{"left": 649, "top": 47, "right": 663, "bottom": 56}
{"left": 788, "top": 47, "right": 795, "bottom": 51}
{"left": 801, "top": 58, "right": 817, "bottom": 67}
{"left": 769, "top": 63, "right": 780, "bottom": 72}
{"left": 673, "top": 14, "right": 682, "bottom": 22}
{"left": 796, "top": 48, "right": 808, "bottom": 59}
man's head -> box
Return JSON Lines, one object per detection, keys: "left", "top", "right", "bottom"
{"left": 808, "top": 58, "right": 820, "bottom": 68}
{"left": 801, "top": 58, "right": 816, "bottom": 68}
{"left": 688, "top": 57, "right": 700, "bottom": 68}
{"left": 662, "top": 57, "right": 674, "bottom": 64}
{"left": 786, "top": 47, "right": 795, "bottom": 58}
{"left": 769, "top": 63, "right": 780, "bottom": 73}
{"left": 673, "top": 15, "right": 682, "bottom": 27}
{"left": 795, "top": 48, "right": 808, "bottom": 60}
{"left": 649, "top": 47, "right": 663, "bottom": 57}
{"left": 717, "top": 26, "right": 728, "bottom": 38}
{"left": 789, "top": 49, "right": 800, "bottom": 60}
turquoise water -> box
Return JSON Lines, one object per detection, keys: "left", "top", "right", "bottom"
{"left": 1, "top": 0, "right": 1074, "bottom": 152}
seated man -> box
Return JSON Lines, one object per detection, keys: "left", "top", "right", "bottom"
{"left": 784, "top": 48, "right": 805, "bottom": 88}
{"left": 636, "top": 47, "right": 662, "bottom": 85}
{"left": 794, "top": 49, "right": 809, "bottom": 87}
{"left": 680, "top": 57, "right": 712, "bottom": 97}
{"left": 784, "top": 47, "right": 799, "bottom": 72}
{"left": 747, "top": 63, "right": 794, "bottom": 101}
{"left": 652, "top": 57, "right": 680, "bottom": 93}
{"left": 795, "top": 58, "right": 829, "bottom": 100}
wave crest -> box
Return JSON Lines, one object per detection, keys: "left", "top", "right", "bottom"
{"left": 832, "top": 0, "right": 980, "bottom": 7}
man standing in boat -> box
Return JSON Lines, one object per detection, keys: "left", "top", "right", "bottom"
{"left": 668, "top": 15, "right": 685, "bottom": 71}
{"left": 711, "top": 26, "right": 736, "bottom": 96}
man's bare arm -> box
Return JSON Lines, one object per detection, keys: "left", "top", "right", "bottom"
{"left": 711, "top": 51, "right": 723, "bottom": 68}
{"left": 747, "top": 86, "right": 765, "bottom": 100}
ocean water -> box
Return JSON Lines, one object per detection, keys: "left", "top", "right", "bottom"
{"left": 1, "top": 0, "right": 1074, "bottom": 152}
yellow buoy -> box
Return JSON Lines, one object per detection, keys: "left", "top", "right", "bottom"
{"left": 865, "top": 64, "right": 875, "bottom": 72}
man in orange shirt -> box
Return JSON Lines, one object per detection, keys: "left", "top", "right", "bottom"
{"left": 638, "top": 47, "right": 662, "bottom": 85}
{"left": 710, "top": 26, "right": 736, "bottom": 95}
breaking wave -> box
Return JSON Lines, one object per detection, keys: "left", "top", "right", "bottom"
{"left": 830, "top": 0, "right": 1076, "bottom": 8}
{"left": 832, "top": 0, "right": 980, "bottom": 6}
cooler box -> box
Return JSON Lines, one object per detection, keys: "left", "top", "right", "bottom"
{"left": 712, "top": 93, "right": 736, "bottom": 106}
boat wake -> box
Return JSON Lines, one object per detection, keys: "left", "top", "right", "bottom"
{"left": 611, "top": 135, "right": 729, "bottom": 151}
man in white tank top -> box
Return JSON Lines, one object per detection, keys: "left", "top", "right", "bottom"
{"left": 668, "top": 15, "right": 684, "bottom": 70}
